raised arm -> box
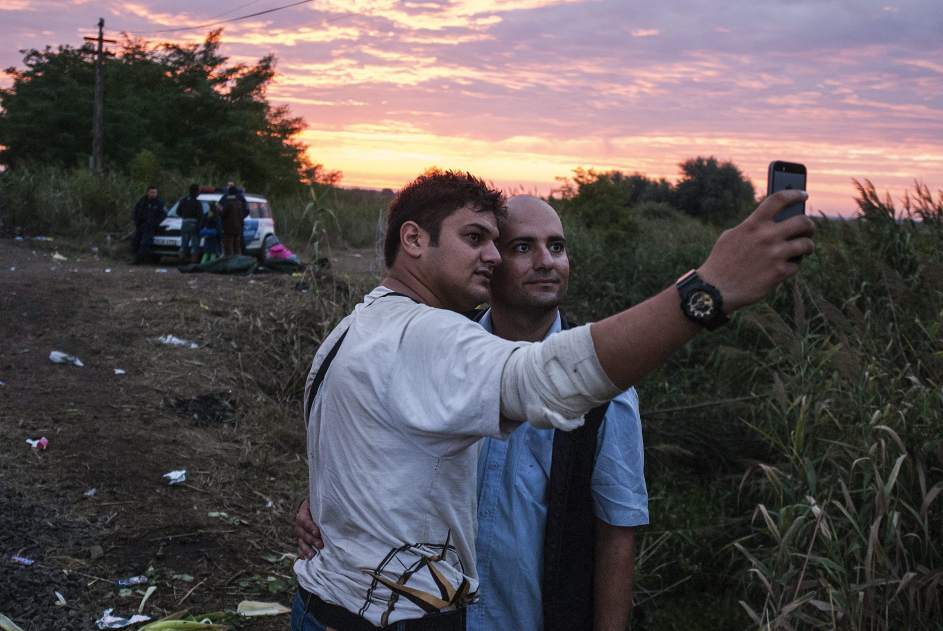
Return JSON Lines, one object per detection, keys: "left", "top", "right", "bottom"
{"left": 500, "top": 190, "right": 814, "bottom": 424}
{"left": 592, "top": 189, "right": 813, "bottom": 389}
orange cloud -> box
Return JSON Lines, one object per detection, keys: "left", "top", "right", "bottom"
{"left": 301, "top": 125, "right": 943, "bottom": 215}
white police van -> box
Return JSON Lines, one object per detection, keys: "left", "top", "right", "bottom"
{"left": 150, "top": 190, "right": 277, "bottom": 260}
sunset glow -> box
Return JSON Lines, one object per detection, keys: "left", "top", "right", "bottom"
{"left": 2, "top": 0, "right": 941, "bottom": 214}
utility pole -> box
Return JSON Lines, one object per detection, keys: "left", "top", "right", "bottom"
{"left": 84, "top": 19, "right": 115, "bottom": 174}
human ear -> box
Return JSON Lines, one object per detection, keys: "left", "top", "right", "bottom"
{"left": 400, "top": 221, "right": 426, "bottom": 259}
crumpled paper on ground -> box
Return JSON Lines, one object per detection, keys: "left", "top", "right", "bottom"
{"left": 157, "top": 335, "right": 198, "bottom": 349}
{"left": 49, "top": 351, "right": 84, "bottom": 367}
{"left": 162, "top": 470, "right": 187, "bottom": 485}
{"left": 95, "top": 608, "right": 151, "bottom": 629}
{"left": 26, "top": 437, "right": 49, "bottom": 450}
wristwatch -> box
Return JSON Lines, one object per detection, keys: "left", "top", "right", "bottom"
{"left": 675, "top": 269, "right": 729, "bottom": 330}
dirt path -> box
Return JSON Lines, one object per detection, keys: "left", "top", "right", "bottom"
{"left": 0, "top": 237, "right": 365, "bottom": 630}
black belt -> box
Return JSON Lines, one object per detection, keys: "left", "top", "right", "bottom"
{"left": 298, "top": 587, "right": 466, "bottom": 631}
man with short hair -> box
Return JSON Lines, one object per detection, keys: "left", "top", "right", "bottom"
{"left": 295, "top": 195, "right": 647, "bottom": 631}
{"left": 131, "top": 185, "right": 164, "bottom": 263}
{"left": 292, "top": 169, "right": 813, "bottom": 630}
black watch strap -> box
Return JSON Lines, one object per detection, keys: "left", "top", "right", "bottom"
{"left": 675, "top": 270, "right": 729, "bottom": 330}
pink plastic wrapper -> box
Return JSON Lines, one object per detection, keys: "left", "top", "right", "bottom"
{"left": 26, "top": 437, "right": 49, "bottom": 450}
{"left": 266, "top": 243, "right": 297, "bottom": 261}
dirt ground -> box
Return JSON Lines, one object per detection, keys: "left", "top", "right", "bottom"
{"left": 0, "top": 237, "right": 374, "bottom": 630}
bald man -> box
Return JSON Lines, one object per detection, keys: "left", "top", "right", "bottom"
{"left": 296, "top": 196, "right": 647, "bottom": 631}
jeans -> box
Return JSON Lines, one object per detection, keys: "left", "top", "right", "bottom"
{"left": 222, "top": 233, "right": 242, "bottom": 256}
{"left": 180, "top": 219, "right": 199, "bottom": 259}
{"left": 291, "top": 590, "right": 328, "bottom": 631}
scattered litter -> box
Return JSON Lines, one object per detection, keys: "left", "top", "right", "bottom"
{"left": 162, "top": 470, "right": 187, "bottom": 485}
{"left": 51, "top": 252, "right": 68, "bottom": 262}
{"left": 114, "top": 368, "right": 126, "bottom": 375}
{"left": 8, "top": 267, "right": 14, "bottom": 272}
{"left": 91, "top": 246, "right": 99, "bottom": 253}
{"left": 155, "top": 268, "right": 168, "bottom": 273}
{"left": 0, "top": 613, "right": 26, "bottom": 631}
{"left": 0, "top": 380, "right": 6, "bottom": 386}
{"left": 33, "top": 236, "right": 53, "bottom": 242}
{"left": 115, "top": 575, "right": 148, "bottom": 588}
{"left": 137, "top": 585, "right": 157, "bottom": 613}
{"left": 10, "top": 555, "right": 35, "bottom": 566}
{"left": 105, "top": 268, "right": 112, "bottom": 273}
{"left": 84, "top": 488, "right": 97, "bottom": 497}
{"left": 26, "top": 437, "right": 49, "bottom": 450}
{"left": 49, "top": 351, "right": 84, "bottom": 367}
{"left": 157, "top": 335, "right": 198, "bottom": 349}
{"left": 237, "top": 600, "right": 291, "bottom": 617}
{"left": 95, "top": 608, "right": 151, "bottom": 629}
{"left": 118, "top": 588, "right": 133, "bottom": 598}
{"left": 54, "top": 591, "right": 67, "bottom": 607}
{"left": 208, "top": 511, "right": 246, "bottom": 526}
{"left": 172, "top": 573, "right": 194, "bottom": 582}
{"left": 14, "top": 235, "right": 24, "bottom": 241}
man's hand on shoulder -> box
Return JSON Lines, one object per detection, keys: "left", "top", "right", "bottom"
{"left": 294, "top": 497, "right": 324, "bottom": 559}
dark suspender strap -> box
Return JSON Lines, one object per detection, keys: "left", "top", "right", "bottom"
{"left": 304, "top": 328, "right": 349, "bottom": 421}
{"left": 303, "top": 290, "right": 415, "bottom": 420}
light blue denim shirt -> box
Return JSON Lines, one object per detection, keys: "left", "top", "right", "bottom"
{"left": 467, "top": 310, "right": 649, "bottom": 631}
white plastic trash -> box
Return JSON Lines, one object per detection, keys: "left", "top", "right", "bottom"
{"left": 162, "top": 470, "right": 187, "bottom": 485}
{"left": 95, "top": 608, "right": 151, "bottom": 629}
{"left": 49, "top": 351, "right": 84, "bottom": 367}
{"left": 157, "top": 335, "right": 198, "bottom": 349}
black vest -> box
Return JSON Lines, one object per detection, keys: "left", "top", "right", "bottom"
{"left": 470, "top": 310, "right": 609, "bottom": 631}
{"left": 542, "top": 314, "right": 609, "bottom": 631}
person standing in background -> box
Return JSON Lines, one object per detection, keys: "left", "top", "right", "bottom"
{"left": 219, "top": 185, "right": 244, "bottom": 257}
{"left": 177, "top": 183, "right": 202, "bottom": 263}
{"left": 131, "top": 185, "right": 165, "bottom": 264}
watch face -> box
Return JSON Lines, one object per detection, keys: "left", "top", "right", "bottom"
{"left": 686, "top": 290, "right": 716, "bottom": 319}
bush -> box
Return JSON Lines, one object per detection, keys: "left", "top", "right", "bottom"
{"left": 561, "top": 201, "right": 717, "bottom": 317}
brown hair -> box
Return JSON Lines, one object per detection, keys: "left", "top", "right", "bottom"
{"left": 383, "top": 169, "right": 506, "bottom": 268}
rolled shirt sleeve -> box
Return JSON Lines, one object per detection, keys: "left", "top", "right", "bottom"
{"left": 591, "top": 387, "right": 650, "bottom": 527}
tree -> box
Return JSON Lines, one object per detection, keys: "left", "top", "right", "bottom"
{"left": 673, "top": 156, "right": 755, "bottom": 226}
{"left": 555, "top": 167, "right": 673, "bottom": 231}
{"left": 0, "top": 31, "right": 335, "bottom": 194}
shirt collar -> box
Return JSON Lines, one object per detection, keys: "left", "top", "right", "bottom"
{"left": 477, "top": 308, "right": 562, "bottom": 341}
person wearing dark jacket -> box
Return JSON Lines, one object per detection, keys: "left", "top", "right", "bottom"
{"left": 177, "top": 184, "right": 203, "bottom": 263}
{"left": 219, "top": 185, "right": 244, "bottom": 256}
{"left": 226, "top": 180, "right": 250, "bottom": 253}
{"left": 131, "top": 185, "right": 165, "bottom": 263}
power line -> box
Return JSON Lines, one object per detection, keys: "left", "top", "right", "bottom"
{"left": 127, "top": 0, "right": 318, "bottom": 35}
{"left": 201, "top": 0, "right": 268, "bottom": 23}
